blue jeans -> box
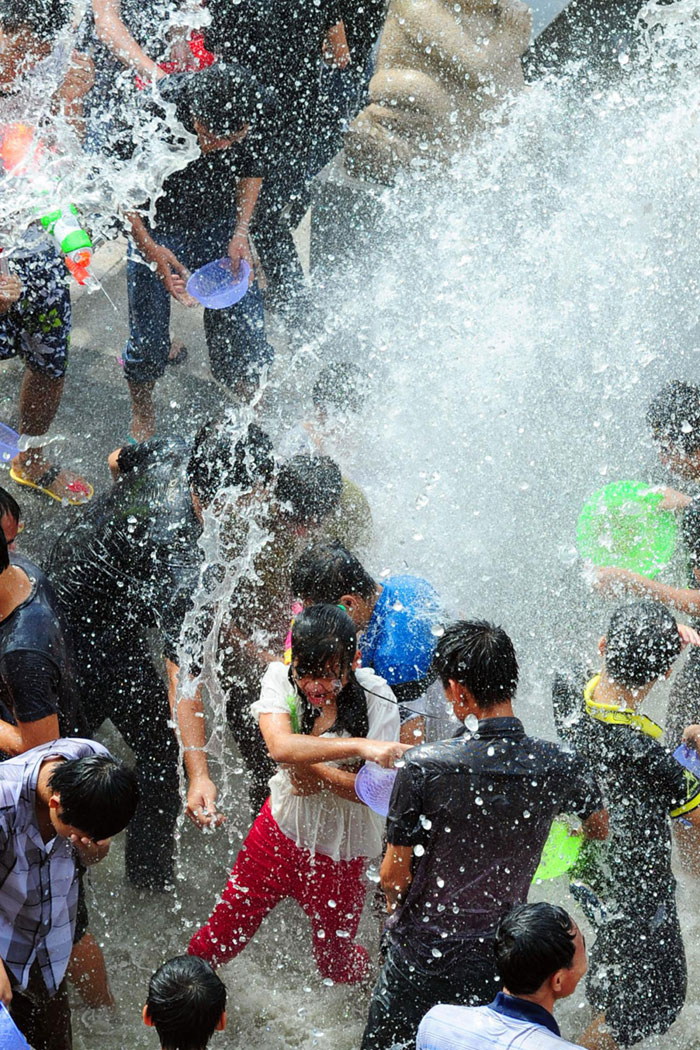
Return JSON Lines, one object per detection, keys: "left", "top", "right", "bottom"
{"left": 124, "top": 222, "right": 273, "bottom": 385}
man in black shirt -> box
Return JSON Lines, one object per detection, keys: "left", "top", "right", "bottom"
{"left": 48, "top": 420, "right": 275, "bottom": 891}
{"left": 361, "top": 619, "right": 606, "bottom": 1050}
{"left": 0, "top": 531, "right": 82, "bottom": 757}
{"left": 123, "top": 65, "right": 276, "bottom": 442}
{"left": 553, "top": 601, "right": 700, "bottom": 1049}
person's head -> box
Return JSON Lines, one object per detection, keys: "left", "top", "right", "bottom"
{"left": 47, "top": 755, "right": 139, "bottom": 842}
{"left": 144, "top": 956, "right": 226, "bottom": 1050}
{"left": 0, "top": 0, "right": 70, "bottom": 88}
{"left": 433, "top": 619, "right": 519, "bottom": 718}
{"left": 290, "top": 541, "right": 376, "bottom": 627}
{"left": 187, "top": 419, "right": 275, "bottom": 514}
{"left": 0, "top": 486, "right": 20, "bottom": 549}
{"left": 160, "top": 64, "right": 276, "bottom": 151}
{"left": 312, "top": 362, "right": 366, "bottom": 423}
{"left": 290, "top": 604, "right": 368, "bottom": 737}
{"left": 602, "top": 601, "right": 681, "bottom": 690}
{"left": 647, "top": 381, "right": 700, "bottom": 479}
{"left": 495, "top": 903, "right": 587, "bottom": 1003}
{"left": 274, "top": 454, "right": 342, "bottom": 532}
{"left": 0, "top": 529, "right": 8, "bottom": 576}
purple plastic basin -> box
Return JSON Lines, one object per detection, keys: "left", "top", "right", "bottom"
{"left": 186, "top": 258, "right": 250, "bottom": 310}
{"left": 355, "top": 763, "right": 398, "bottom": 817}
{"left": 0, "top": 422, "right": 19, "bottom": 466}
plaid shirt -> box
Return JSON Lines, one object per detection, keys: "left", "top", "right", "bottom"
{"left": 0, "top": 739, "right": 108, "bottom": 995}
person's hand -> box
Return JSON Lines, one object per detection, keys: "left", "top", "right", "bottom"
{"left": 591, "top": 565, "right": 639, "bottom": 598}
{"left": 361, "top": 740, "right": 412, "bottom": 768}
{"left": 148, "top": 244, "right": 196, "bottom": 305}
{"left": 0, "top": 958, "right": 11, "bottom": 1006}
{"left": 69, "top": 835, "right": 111, "bottom": 866}
{"left": 650, "top": 486, "right": 692, "bottom": 512}
{"left": 679, "top": 623, "right": 700, "bottom": 649}
{"left": 228, "top": 232, "right": 254, "bottom": 283}
{"left": 56, "top": 50, "right": 95, "bottom": 109}
{"left": 287, "top": 764, "right": 324, "bottom": 796}
{"left": 0, "top": 273, "right": 22, "bottom": 314}
{"left": 683, "top": 724, "right": 700, "bottom": 753}
{"left": 186, "top": 775, "right": 224, "bottom": 829}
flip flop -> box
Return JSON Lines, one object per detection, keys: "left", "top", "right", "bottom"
{"left": 9, "top": 464, "right": 94, "bottom": 505}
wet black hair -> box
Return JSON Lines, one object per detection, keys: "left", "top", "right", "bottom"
{"left": 0, "top": 0, "right": 70, "bottom": 39}
{"left": 290, "top": 604, "right": 369, "bottom": 738}
{"left": 187, "top": 420, "right": 274, "bottom": 508}
{"left": 647, "top": 381, "right": 700, "bottom": 456}
{"left": 159, "top": 64, "right": 277, "bottom": 140}
{"left": 0, "top": 530, "right": 8, "bottom": 575}
{"left": 291, "top": 541, "right": 376, "bottom": 603}
{"left": 146, "top": 956, "right": 226, "bottom": 1050}
{"left": 433, "top": 619, "right": 519, "bottom": 708}
{"left": 495, "top": 903, "right": 577, "bottom": 995}
{"left": 275, "top": 454, "right": 342, "bottom": 526}
{"left": 312, "top": 362, "right": 366, "bottom": 415}
{"left": 0, "top": 486, "right": 20, "bottom": 527}
{"left": 604, "top": 601, "right": 681, "bottom": 688}
{"left": 48, "top": 755, "right": 139, "bottom": 841}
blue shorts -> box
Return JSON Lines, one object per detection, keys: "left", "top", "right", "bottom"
{"left": 0, "top": 248, "right": 71, "bottom": 380}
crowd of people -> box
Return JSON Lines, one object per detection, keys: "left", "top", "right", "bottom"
{"left": 4, "top": 1, "right": 700, "bottom": 1049}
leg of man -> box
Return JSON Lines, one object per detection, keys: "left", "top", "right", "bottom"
{"left": 225, "top": 676, "right": 276, "bottom": 814}
{"left": 295, "top": 851, "right": 370, "bottom": 984}
{"left": 10, "top": 964, "right": 72, "bottom": 1050}
{"left": 79, "top": 630, "right": 180, "bottom": 890}
{"left": 123, "top": 232, "right": 176, "bottom": 442}
{"left": 188, "top": 800, "right": 294, "bottom": 964}
{"left": 7, "top": 250, "right": 91, "bottom": 502}
{"left": 251, "top": 152, "right": 309, "bottom": 309}
{"left": 204, "top": 279, "right": 273, "bottom": 393}
{"left": 361, "top": 948, "right": 434, "bottom": 1050}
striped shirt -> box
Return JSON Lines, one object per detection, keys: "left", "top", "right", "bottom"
{"left": 0, "top": 739, "right": 108, "bottom": 995}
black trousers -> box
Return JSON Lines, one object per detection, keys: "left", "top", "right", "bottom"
{"left": 10, "top": 963, "right": 72, "bottom": 1050}
{"left": 224, "top": 660, "right": 275, "bottom": 815}
{"left": 361, "top": 942, "right": 498, "bottom": 1050}
{"left": 76, "top": 627, "right": 180, "bottom": 891}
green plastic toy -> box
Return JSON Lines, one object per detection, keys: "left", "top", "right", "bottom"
{"left": 577, "top": 480, "right": 677, "bottom": 578}
{"left": 532, "top": 820, "right": 582, "bottom": 883}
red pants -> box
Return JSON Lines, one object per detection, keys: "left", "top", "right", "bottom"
{"left": 188, "top": 800, "right": 370, "bottom": 984}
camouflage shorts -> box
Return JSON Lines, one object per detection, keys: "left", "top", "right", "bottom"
{"left": 0, "top": 248, "right": 71, "bottom": 379}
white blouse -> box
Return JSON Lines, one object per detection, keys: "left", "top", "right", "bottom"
{"left": 251, "top": 663, "right": 400, "bottom": 862}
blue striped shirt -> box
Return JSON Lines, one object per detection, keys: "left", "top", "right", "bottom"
{"left": 0, "top": 739, "right": 108, "bottom": 995}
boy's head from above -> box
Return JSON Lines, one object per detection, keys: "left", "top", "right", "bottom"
{"left": 47, "top": 754, "right": 140, "bottom": 843}
{"left": 144, "top": 956, "right": 226, "bottom": 1050}
{"left": 0, "top": 0, "right": 69, "bottom": 90}
{"left": 648, "top": 380, "right": 700, "bottom": 480}
{"left": 602, "top": 600, "right": 681, "bottom": 691}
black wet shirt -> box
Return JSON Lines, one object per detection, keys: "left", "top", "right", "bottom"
{"left": 48, "top": 437, "right": 201, "bottom": 660}
{"left": 553, "top": 670, "right": 700, "bottom": 919}
{"left": 385, "top": 718, "right": 602, "bottom": 975}
{"left": 0, "top": 554, "right": 81, "bottom": 735}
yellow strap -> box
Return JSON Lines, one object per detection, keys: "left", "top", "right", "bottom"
{"left": 584, "top": 675, "right": 664, "bottom": 740}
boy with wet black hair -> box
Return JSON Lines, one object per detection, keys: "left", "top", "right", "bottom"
{"left": 123, "top": 62, "right": 277, "bottom": 442}
{"left": 553, "top": 601, "right": 700, "bottom": 1050}
{"left": 0, "top": 487, "right": 20, "bottom": 546}
{"left": 143, "top": 956, "right": 226, "bottom": 1050}
{"left": 361, "top": 619, "right": 605, "bottom": 1050}
{"left": 0, "top": 0, "right": 95, "bottom": 505}
{"left": 0, "top": 740, "right": 138, "bottom": 1050}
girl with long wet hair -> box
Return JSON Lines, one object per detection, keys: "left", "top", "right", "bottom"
{"left": 189, "top": 604, "right": 405, "bottom": 984}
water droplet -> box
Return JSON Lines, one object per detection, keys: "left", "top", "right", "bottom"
{"left": 431, "top": 947, "right": 443, "bottom": 958}
{"left": 414, "top": 844, "right": 425, "bottom": 856}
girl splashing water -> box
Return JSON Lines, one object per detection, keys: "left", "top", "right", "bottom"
{"left": 189, "top": 604, "right": 407, "bottom": 983}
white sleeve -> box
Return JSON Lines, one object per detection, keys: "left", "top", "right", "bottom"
{"left": 362, "top": 673, "right": 401, "bottom": 742}
{"left": 250, "top": 663, "right": 295, "bottom": 722}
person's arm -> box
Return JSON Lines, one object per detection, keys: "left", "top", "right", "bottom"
{"left": 0, "top": 652, "right": 62, "bottom": 755}
{"left": 228, "top": 176, "right": 262, "bottom": 280}
{"left": 92, "top": 0, "right": 166, "bottom": 80}
{"left": 165, "top": 659, "right": 222, "bottom": 828}
{"left": 127, "top": 212, "right": 194, "bottom": 305}
{"left": 0, "top": 958, "right": 11, "bottom": 1006}
{"left": 258, "top": 711, "right": 409, "bottom": 767}
{"left": 581, "top": 808, "right": 608, "bottom": 840}
{"left": 593, "top": 566, "right": 700, "bottom": 617}
{"left": 287, "top": 761, "right": 360, "bottom": 801}
{"left": 380, "top": 843, "right": 414, "bottom": 911}
{"left": 323, "top": 20, "right": 351, "bottom": 67}
{"left": 0, "top": 273, "right": 22, "bottom": 315}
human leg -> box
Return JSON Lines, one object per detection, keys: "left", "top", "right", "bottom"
{"left": 10, "top": 964, "right": 72, "bottom": 1050}
{"left": 224, "top": 663, "right": 276, "bottom": 814}
{"left": 8, "top": 251, "right": 91, "bottom": 503}
{"left": 295, "top": 851, "right": 370, "bottom": 983}
{"left": 123, "top": 234, "right": 176, "bottom": 441}
{"left": 188, "top": 800, "right": 294, "bottom": 965}
{"left": 361, "top": 948, "right": 434, "bottom": 1050}
{"left": 252, "top": 157, "right": 309, "bottom": 308}
{"left": 204, "top": 280, "right": 273, "bottom": 393}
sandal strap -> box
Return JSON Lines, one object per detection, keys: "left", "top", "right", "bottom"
{"left": 35, "top": 465, "right": 62, "bottom": 489}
